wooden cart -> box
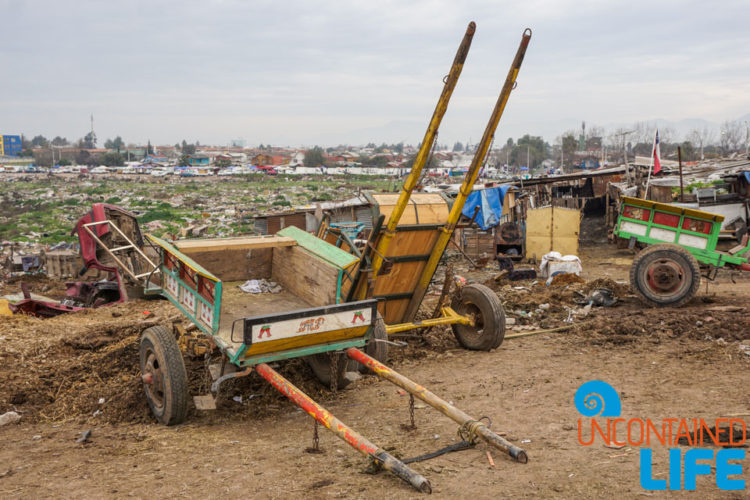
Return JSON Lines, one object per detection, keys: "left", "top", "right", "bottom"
{"left": 133, "top": 24, "right": 532, "bottom": 493}
{"left": 139, "top": 226, "right": 527, "bottom": 493}
{"left": 614, "top": 196, "right": 750, "bottom": 307}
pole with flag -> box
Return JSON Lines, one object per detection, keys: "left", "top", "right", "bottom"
{"left": 644, "top": 129, "right": 661, "bottom": 198}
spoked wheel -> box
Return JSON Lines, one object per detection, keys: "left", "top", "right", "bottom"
{"left": 139, "top": 325, "right": 188, "bottom": 425}
{"left": 306, "top": 353, "right": 358, "bottom": 390}
{"left": 450, "top": 283, "right": 506, "bottom": 351}
{"left": 359, "top": 313, "right": 388, "bottom": 374}
{"left": 630, "top": 243, "right": 701, "bottom": 307}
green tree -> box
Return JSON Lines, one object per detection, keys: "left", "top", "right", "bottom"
{"left": 76, "top": 149, "right": 92, "bottom": 165}
{"left": 181, "top": 140, "right": 196, "bottom": 155}
{"left": 146, "top": 140, "right": 154, "bottom": 155}
{"left": 51, "top": 136, "right": 69, "bottom": 146}
{"left": 511, "top": 134, "right": 547, "bottom": 169}
{"left": 81, "top": 131, "right": 97, "bottom": 149}
{"left": 31, "top": 135, "right": 48, "bottom": 147}
{"left": 452, "top": 141, "right": 464, "bottom": 152}
{"left": 679, "top": 141, "right": 696, "bottom": 161}
{"left": 57, "top": 158, "right": 71, "bottom": 166}
{"left": 104, "top": 136, "right": 124, "bottom": 152}
{"left": 304, "top": 146, "right": 326, "bottom": 167}
{"left": 101, "top": 152, "right": 125, "bottom": 166}
{"left": 562, "top": 134, "right": 577, "bottom": 170}
{"left": 215, "top": 158, "right": 232, "bottom": 168}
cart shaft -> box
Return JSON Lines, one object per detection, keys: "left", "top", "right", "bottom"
{"left": 404, "top": 29, "right": 533, "bottom": 321}
{"left": 384, "top": 306, "right": 472, "bottom": 335}
{"left": 254, "top": 363, "right": 432, "bottom": 493}
{"left": 346, "top": 348, "right": 528, "bottom": 463}
{"left": 358, "top": 22, "right": 476, "bottom": 298}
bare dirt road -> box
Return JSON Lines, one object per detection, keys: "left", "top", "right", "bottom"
{"left": 1, "top": 247, "right": 748, "bottom": 499}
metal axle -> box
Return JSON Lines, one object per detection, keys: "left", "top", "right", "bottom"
{"left": 254, "top": 363, "right": 432, "bottom": 493}
{"left": 346, "top": 348, "right": 528, "bottom": 463}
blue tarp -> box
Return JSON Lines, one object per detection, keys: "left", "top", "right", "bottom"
{"left": 742, "top": 171, "right": 750, "bottom": 184}
{"left": 461, "top": 185, "right": 511, "bottom": 231}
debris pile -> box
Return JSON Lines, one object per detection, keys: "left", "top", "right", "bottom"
{"left": 0, "top": 296, "right": 343, "bottom": 424}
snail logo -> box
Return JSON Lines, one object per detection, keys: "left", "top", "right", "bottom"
{"left": 574, "top": 380, "right": 621, "bottom": 417}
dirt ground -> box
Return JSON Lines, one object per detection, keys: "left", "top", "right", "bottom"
{"left": 1, "top": 244, "right": 749, "bottom": 499}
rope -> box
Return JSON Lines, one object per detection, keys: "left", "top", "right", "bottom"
{"left": 457, "top": 419, "right": 483, "bottom": 444}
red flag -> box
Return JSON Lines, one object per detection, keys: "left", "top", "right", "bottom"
{"left": 652, "top": 129, "right": 661, "bottom": 175}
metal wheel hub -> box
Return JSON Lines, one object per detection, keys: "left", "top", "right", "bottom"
{"left": 142, "top": 352, "right": 165, "bottom": 408}
{"left": 647, "top": 260, "right": 683, "bottom": 292}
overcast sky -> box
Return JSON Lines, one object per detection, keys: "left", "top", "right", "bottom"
{"left": 2, "top": 0, "right": 749, "bottom": 148}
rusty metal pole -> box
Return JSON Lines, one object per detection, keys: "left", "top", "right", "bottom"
{"left": 346, "top": 348, "right": 528, "bottom": 463}
{"left": 678, "top": 146, "right": 684, "bottom": 202}
{"left": 254, "top": 363, "right": 432, "bottom": 493}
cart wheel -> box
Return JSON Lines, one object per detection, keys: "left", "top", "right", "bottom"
{"left": 139, "top": 325, "right": 189, "bottom": 425}
{"left": 630, "top": 243, "right": 701, "bottom": 307}
{"left": 450, "top": 283, "right": 506, "bottom": 351}
{"left": 306, "top": 353, "right": 358, "bottom": 390}
{"left": 359, "top": 313, "right": 388, "bottom": 373}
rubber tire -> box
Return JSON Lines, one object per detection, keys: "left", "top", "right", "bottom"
{"left": 358, "top": 313, "right": 388, "bottom": 374}
{"left": 306, "top": 354, "right": 358, "bottom": 389}
{"left": 450, "top": 283, "right": 506, "bottom": 351}
{"left": 139, "top": 325, "right": 189, "bottom": 425}
{"left": 630, "top": 243, "right": 701, "bottom": 307}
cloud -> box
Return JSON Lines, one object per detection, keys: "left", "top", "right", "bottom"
{"left": 1, "top": 0, "right": 748, "bottom": 145}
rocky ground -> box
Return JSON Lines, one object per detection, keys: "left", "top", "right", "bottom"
{"left": 0, "top": 244, "right": 749, "bottom": 499}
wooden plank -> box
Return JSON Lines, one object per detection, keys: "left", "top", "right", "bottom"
{"left": 183, "top": 247, "right": 273, "bottom": 282}
{"left": 271, "top": 246, "right": 340, "bottom": 307}
{"left": 525, "top": 207, "right": 553, "bottom": 261}
{"left": 277, "top": 226, "right": 358, "bottom": 270}
{"left": 371, "top": 193, "right": 450, "bottom": 225}
{"left": 552, "top": 207, "right": 580, "bottom": 256}
{"left": 173, "top": 235, "right": 296, "bottom": 252}
{"left": 383, "top": 229, "right": 440, "bottom": 258}
{"left": 243, "top": 326, "right": 369, "bottom": 356}
{"left": 377, "top": 298, "right": 410, "bottom": 325}
{"left": 217, "top": 285, "right": 313, "bottom": 346}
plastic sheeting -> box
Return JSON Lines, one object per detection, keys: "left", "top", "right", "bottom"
{"left": 461, "top": 185, "right": 511, "bottom": 230}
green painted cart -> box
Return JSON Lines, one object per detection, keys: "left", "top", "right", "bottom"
{"left": 136, "top": 226, "right": 526, "bottom": 493}
{"left": 613, "top": 196, "right": 750, "bottom": 307}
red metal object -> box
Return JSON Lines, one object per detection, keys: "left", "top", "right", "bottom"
{"left": 73, "top": 203, "right": 142, "bottom": 270}
{"left": 646, "top": 260, "right": 684, "bottom": 293}
{"left": 254, "top": 363, "right": 432, "bottom": 493}
{"left": 346, "top": 348, "right": 528, "bottom": 464}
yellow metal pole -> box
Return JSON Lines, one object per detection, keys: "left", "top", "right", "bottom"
{"left": 355, "top": 21, "right": 476, "bottom": 300}
{"left": 404, "top": 28, "right": 533, "bottom": 321}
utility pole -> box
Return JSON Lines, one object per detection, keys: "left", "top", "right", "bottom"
{"left": 526, "top": 142, "right": 530, "bottom": 173}
{"left": 612, "top": 130, "right": 634, "bottom": 185}
{"left": 745, "top": 121, "right": 749, "bottom": 158}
